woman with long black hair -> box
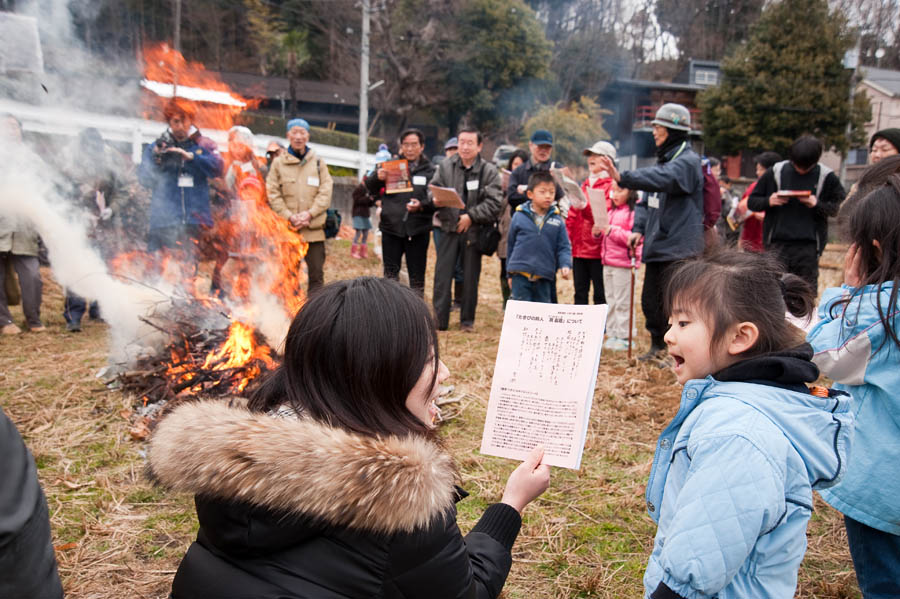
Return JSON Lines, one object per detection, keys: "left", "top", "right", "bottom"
{"left": 149, "top": 277, "right": 550, "bottom": 599}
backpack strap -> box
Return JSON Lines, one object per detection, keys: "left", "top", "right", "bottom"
{"left": 816, "top": 163, "right": 832, "bottom": 199}
{"left": 772, "top": 160, "right": 788, "bottom": 191}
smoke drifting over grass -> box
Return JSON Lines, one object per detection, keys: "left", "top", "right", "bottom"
{"left": 0, "top": 141, "right": 173, "bottom": 361}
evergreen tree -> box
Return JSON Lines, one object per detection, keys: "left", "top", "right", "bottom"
{"left": 698, "top": 0, "right": 870, "bottom": 156}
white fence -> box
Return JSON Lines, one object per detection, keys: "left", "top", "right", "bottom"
{"left": 0, "top": 97, "right": 375, "bottom": 171}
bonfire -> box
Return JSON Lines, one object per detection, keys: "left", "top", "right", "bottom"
{"left": 112, "top": 44, "right": 306, "bottom": 437}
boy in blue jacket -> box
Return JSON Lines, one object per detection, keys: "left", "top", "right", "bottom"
{"left": 506, "top": 171, "right": 572, "bottom": 303}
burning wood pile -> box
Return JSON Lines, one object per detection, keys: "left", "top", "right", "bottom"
{"left": 118, "top": 311, "right": 275, "bottom": 403}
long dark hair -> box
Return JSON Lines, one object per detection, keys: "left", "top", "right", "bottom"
{"left": 664, "top": 250, "right": 815, "bottom": 357}
{"left": 507, "top": 149, "right": 528, "bottom": 171}
{"left": 249, "top": 277, "right": 440, "bottom": 437}
{"left": 833, "top": 173, "right": 900, "bottom": 352}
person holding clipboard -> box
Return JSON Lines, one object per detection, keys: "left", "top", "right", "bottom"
{"left": 430, "top": 127, "right": 502, "bottom": 332}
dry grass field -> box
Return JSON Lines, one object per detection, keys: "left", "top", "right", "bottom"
{"left": 0, "top": 240, "right": 860, "bottom": 598}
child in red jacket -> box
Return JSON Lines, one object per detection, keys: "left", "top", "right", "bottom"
{"left": 600, "top": 182, "right": 642, "bottom": 351}
{"left": 566, "top": 141, "right": 616, "bottom": 305}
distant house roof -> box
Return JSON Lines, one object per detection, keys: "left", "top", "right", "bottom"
{"left": 860, "top": 66, "right": 900, "bottom": 97}
{"left": 215, "top": 71, "right": 359, "bottom": 106}
{"left": 608, "top": 78, "right": 705, "bottom": 92}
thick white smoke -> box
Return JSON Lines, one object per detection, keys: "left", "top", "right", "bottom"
{"left": 0, "top": 142, "right": 173, "bottom": 362}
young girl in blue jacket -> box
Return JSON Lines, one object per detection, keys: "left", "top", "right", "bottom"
{"left": 644, "top": 250, "right": 854, "bottom": 599}
{"left": 807, "top": 168, "right": 900, "bottom": 598}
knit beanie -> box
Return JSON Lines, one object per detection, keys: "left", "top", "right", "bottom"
{"left": 286, "top": 118, "right": 310, "bottom": 133}
{"left": 870, "top": 128, "right": 900, "bottom": 152}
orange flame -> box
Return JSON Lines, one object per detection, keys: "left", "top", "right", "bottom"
{"left": 202, "top": 322, "right": 276, "bottom": 391}
{"left": 141, "top": 43, "right": 258, "bottom": 131}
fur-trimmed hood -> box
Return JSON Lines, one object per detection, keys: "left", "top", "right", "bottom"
{"left": 148, "top": 400, "right": 457, "bottom": 535}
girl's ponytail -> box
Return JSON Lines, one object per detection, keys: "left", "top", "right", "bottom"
{"left": 781, "top": 273, "right": 815, "bottom": 320}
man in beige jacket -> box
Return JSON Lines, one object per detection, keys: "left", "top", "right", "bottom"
{"left": 267, "top": 118, "right": 334, "bottom": 293}
{"left": 1, "top": 114, "right": 45, "bottom": 334}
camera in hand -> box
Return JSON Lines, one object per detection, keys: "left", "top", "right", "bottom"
{"left": 153, "top": 131, "right": 182, "bottom": 169}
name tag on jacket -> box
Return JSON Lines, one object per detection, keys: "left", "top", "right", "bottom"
{"left": 466, "top": 179, "right": 479, "bottom": 191}
{"left": 648, "top": 194, "right": 660, "bottom": 209}
{"left": 413, "top": 175, "right": 427, "bottom": 186}
{"left": 307, "top": 176, "right": 320, "bottom": 186}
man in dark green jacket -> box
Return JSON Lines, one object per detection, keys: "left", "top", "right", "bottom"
{"left": 430, "top": 127, "right": 502, "bottom": 331}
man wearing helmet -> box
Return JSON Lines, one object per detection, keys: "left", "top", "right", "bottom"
{"left": 597, "top": 103, "right": 704, "bottom": 363}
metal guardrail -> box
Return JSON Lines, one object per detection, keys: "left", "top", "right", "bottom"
{"left": 0, "top": 97, "right": 375, "bottom": 171}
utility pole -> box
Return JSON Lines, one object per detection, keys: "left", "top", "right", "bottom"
{"left": 173, "top": 0, "right": 182, "bottom": 54}
{"left": 358, "top": 0, "right": 370, "bottom": 180}
{"left": 172, "top": 0, "right": 182, "bottom": 97}
{"left": 839, "top": 43, "right": 860, "bottom": 184}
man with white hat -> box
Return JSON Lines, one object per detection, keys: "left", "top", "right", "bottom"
{"left": 598, "top": 103, "right": 703, "bottom": 363}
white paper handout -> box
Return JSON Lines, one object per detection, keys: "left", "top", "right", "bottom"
{"left": 429, "top": 185, "right": 466, "bottom": 209}
{"left": 550, "top": 167, "right": 587, "bottom": 210}
{"left": 586, "top": 187, "right": 609, "bottom": 230}
{"left": 480, "top": 300, "right": 608, "bottom": 470}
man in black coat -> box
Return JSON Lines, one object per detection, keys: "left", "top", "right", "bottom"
{"left": 365, "top": 128, "right": 436, "bottom": 296}
{"left": 748, "top": 135, "right": 845, "bottom": 289}
{"left": 506, "top": 129, "right": 564, "bottom": 214}
{"left": 0, "top": 406, "right": 64, "bottom": 599}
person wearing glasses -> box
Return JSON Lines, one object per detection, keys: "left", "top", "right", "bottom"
{"left": 364, "top": 128, "right": 436, "bottom": 296}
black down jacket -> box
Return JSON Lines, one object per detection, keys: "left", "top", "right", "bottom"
{"left": 148, "top": 401, "right": 522, "bottom": 599}
{"left": 0, "top": 407, "right": 64, "bottom": 599}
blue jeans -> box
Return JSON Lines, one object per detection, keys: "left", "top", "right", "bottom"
{"left": 510, "top": 274, "right": 552, "bottom": 303}
{"left": 64, "top": 291, "right": 99, "bottom": 325}
{"left": 845, "top": 515, "right": 900, "bottom": 598}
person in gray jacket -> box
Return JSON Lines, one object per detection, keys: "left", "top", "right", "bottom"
{"left": 430, "top": 127, "right": 502, "bottom": 331}
{"left": 598, "top": 103, "right": 704, "bottom": 361}
{"left": 0, "top": 406, "right": 64, "bottom": 599}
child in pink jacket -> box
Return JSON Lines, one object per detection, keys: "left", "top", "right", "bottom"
{"left": 599, "top": 182, "right": 642, "bottom": 351}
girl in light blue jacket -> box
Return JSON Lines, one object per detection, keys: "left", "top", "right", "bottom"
{"left": 644, "top": 250, "right": 854, "bottom": 599}
{"left": 807, "top": 170, "right": 900, "bottom": 598}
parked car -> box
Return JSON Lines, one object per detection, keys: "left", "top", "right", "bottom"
{"left": 492, "top": 144, "right": 519, "bottom": 169}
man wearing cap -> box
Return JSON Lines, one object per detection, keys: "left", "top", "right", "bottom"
{"left": 598, "top": 103, "right": 704, "bottom": 362}
{"left": 267, "top": 118, "right": 334, "bottom": 294}
{"left": 430, "top": 126, "right": 502, "bottom": 331}
{"left": 869, "top": 128, "right": 900, "bottom": 164}
{"left": 566, "top": 140, "right": 617, "bottom": 306}
{"left": 507, "top": 129, "right": 564, "bottom": 214}
{"left": 444, "top": 137, "right": 459, "bottom": 158}
{"left": 139, "top": 100, "right": 224, "bottom": 256}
